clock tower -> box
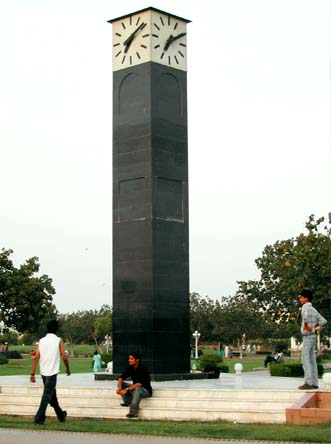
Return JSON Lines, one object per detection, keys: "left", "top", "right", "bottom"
{"left": 109, "top": 7, "right": 191, "bottom": 375}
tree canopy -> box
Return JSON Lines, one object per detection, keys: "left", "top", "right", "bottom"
{"left": 0, "top": 248, "right": 56, "bottom": 334}
{"left": 237, "top": 214, "right": 331, "bottom": 326}
{"left": 59, "top": 305, "right": 112, "bottom": 354}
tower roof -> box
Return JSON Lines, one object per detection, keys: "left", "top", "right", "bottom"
{"left": 108, "top": 6, "right": 191, "bottom": 24}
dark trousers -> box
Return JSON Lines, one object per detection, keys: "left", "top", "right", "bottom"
{"left": 34, "top": 374, "right": 65, "bottom": 423}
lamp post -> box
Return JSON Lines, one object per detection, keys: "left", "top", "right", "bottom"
{"left": 105, "top": 335, "right": 110, "bottom": 353}
{"left": 192, "top": 330, "right": 200, "bottom": 359}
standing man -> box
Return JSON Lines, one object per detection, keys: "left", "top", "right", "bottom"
{"left": 30, "top": 319, "right": 70, "bottom": 424}
{"left": 116, "top": 352, "right": 152, "bottom": 418}
{"left": 298, "top": 289, "right": 327, "bottom": 390}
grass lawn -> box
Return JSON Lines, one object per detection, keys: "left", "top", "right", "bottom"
{"left": 0, "top": 415, "right": 329, "bottom": 442}
{"left": 0, "top": 355, "right": 93, "bottom": 376}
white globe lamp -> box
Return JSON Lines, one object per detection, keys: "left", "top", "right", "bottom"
{"left": 234, "top": 363, "right": 243, "bottom": 374}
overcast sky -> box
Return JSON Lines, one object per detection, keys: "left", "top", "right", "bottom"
{"left": 1, "top": 0, "right": 330, "bottom": 314}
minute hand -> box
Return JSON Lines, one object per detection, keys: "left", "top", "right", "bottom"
{"left": 164, "top": 32, "right": 186, "bottom": 51}
{"left": 123, "top": 22, "right": 146, "bottom": 53}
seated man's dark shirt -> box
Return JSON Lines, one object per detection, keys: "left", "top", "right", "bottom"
{"left": 120, "top": 364, "right": 152, "bottom": 395}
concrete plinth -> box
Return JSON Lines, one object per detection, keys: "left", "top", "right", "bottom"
{"left": 94, "top": 372, "right": 208, "bottom": 381}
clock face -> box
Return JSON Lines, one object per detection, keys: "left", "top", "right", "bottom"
{"left": 151, "top": 11, "right": 187, "bottom": 71}
{"left": 112, "top": 11, "right": 151, "bottom": 71}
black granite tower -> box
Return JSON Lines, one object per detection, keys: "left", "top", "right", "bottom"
{"left": 110, "top": 8, "right": 191, "bottom": 374}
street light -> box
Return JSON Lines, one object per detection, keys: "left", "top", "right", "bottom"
{"left": 192, "top": 330, "right": 201, "bottom": 359}
{"left": 105, "top": 335, "right": 110, "bottom": 353}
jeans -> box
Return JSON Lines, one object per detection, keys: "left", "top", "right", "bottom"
{"left": 302, "top": 335, "right": 318, "bottom": 386}
{"left": 121, "top": 383, "right": 152, "bottom": 415}
{"left": 34, "top": 374, "right": 66, "bottom": 423}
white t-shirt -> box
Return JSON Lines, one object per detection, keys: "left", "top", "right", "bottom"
{"left": 38, "top": 333, "right": 61, "bottom": 376}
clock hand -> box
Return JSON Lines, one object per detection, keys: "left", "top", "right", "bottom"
{"left": 123, "top": 22, "right": 146, "bottom": 53}
{"left": 164, "top": 32, "right": 186, "bottom": 51}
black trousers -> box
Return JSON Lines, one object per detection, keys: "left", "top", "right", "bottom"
{"left": 34, "top": 374, "right": 65, "bottom": 423}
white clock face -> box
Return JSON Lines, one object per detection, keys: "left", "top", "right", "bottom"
{"left": 112, "top": 11, "right": 151, "bottom": 71}
{"left": 151, "top": 11, "right": 187, "bottom": 71}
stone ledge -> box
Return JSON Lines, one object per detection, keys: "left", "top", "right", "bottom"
{"left": 286, "top": 392, "right": 331, "bottom": 424}
{"left": 94, "top": 372, "right": 209, "bottom": 381}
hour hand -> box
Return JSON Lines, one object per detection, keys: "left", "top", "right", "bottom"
{"left": 164, "top": 32, "right": 186, "bottom": 51}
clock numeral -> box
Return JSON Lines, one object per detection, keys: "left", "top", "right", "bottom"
{"left": 121, "top": 22, "right": 126, "bottom": 30}
{"left": 167, "top": 16, "right": 171, "bottom": 26}
{"left": 136, "top": 16, "right": 141, "bottom": 26}
{"left": 174, "top": 22, "right": 178, "bottom": 30}
{"left": 174, "top": 56, "right": 179, "bottom": 64}
{"left": 154, "top": 44, "right": 160, "bottom": 49}
{"left": 113, "top": 43, "right": 120, "bottom": 47}
{"left": 130, "top": 56, "right": 132, "bottom": 65}
{"left": 136, "top": 52, "right": 141, "bottom": 59}
{"left": 152, "top": 34, "right": 159, "bottom": 38}
{"left": 160, "top": 16, "right": 164, "bottom": 26}
{"left": 140, "top": 44, "right": 147, "bottom": 49}
{"left": 115, "top": 51, "right": 121, "bottom": 58}
{"left": 121, "top": 55, "right": 126, "bottom": 64}
{"left": 115, "top": 32, "right": 121, "bottom": 37}
{"left": 180, "top": 43, "right": 186, "bottom": 47}
{"left": 130, "top": 16, "right": 132, "bottom": 25}
{"left": 168, "top": 56, "right": 171, "bottom": 65}
{"left": 178, "top": 51, "right": 184, "bottom": 58}
{"left": 160, "top": 52, "right": 165, "bottom": 60}
{"left": 154, "top": 23, "right": 160, "bottom": 31}
{"left": 142, "top": 33, "right": 150, "bottom": 38}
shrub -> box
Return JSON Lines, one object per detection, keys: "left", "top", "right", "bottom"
{"left": 200, "top": 354, "right": 223, "bottom": 368}
{"left": 200, "top": 354, "right": 226, "bottom": 378}
{"left": 0, "top": 355, "right": 8, "bottom": 365}
{"left": 2, "top": 350, "right": 22, "bottom": 359}
{"left": 101, "top": 352, "right": 113, "bottom": 364}
{"left": 274, "top": 341, "right": 289, "bottom": 353}
{"left": 256, "top": 351, "right": 270, "bottom": 355}
{"left": 270, "top": 362, "right": 324, "bottom": 377}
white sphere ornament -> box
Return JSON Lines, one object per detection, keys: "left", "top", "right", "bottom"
{"left": 234, "top": 363, "right": 243, "bottom": 374}
{"left": 322, "top": 372, "right": 331, "bottom": 390}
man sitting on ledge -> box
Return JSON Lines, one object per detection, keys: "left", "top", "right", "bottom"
{"left": 116, "top": 352, "right": 152, "bottom": 418}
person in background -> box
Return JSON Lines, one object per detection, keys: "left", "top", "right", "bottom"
{"left": 30, "top": 319, "right": 70, "bottom": 424}
{"left": 93, "top": 350, "right": 102, "bottom": 372}
{"left": 298, "top": 289, "right": 327, "bottom": 390}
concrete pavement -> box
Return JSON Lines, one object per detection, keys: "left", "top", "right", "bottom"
{"left": 0, "top": 368, "right": 321, "bottom": 391}
{"left": 0, "top": 429, "right": 321, "bottom": 444}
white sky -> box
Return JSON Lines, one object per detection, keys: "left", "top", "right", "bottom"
{"left": 1, "top": 0, "right": 330, "bottom": 314}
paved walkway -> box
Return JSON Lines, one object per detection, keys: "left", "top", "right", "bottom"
{"left": 0, "top": 369, "right": 322, "bottom": 391}
{"left": 0, "top": 429, "right": 321, "bottom": 444}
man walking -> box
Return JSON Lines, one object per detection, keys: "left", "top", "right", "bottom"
{"left": 298, "top": 289, "right": 327, "bottom": 390}
{"left": 30, "top": 319, "right": 70, "bottom": 424}
{"left": 116, "top": 352, "right": 152, "bottom": 418}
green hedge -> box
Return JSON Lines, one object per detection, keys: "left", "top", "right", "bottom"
{"left": 0, "top": 355, "right": 8, "bottom": 365}
{"left": 270, "top": 362, "right": 324, "bottom": 377}
{"left": 199, "top": 354, "right": 229, "bottom": 378}
{"left": 101, "top": 352, "right": 113, "bottom": 364}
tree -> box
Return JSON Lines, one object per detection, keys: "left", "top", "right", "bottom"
{"left": 94, "top": 305, "right": 112, "bottom": 345}
{"left": 237, "top": 214, "right": 331, "bottom": 328}
{"left": 190, "top": 292, "right": 217, "bottom": 342}
{"left": 212, "top": 295, "right": 267, "bottom": 350}
{"left": 0, "top": 248, "right": 57, "bottom": 334}
{"left": 59, "top": 305, "right": 112, "bottom": 355}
